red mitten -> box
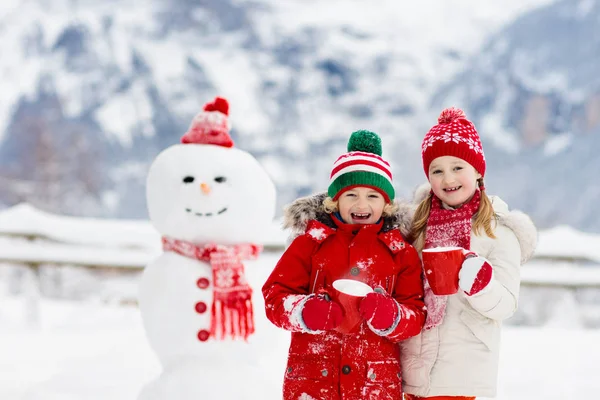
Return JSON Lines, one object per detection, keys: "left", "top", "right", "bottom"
{"left": 359, "top": 290, "right": 399, "bottom": 331}
{"left": 459, "top": 253, "right": 493, "bottom": 296}
{"left": 301, "top": 294, "right": 343, "bottom": 332}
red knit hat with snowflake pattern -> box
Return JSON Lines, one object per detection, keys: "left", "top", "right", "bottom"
{"left": 180, "top": 96, "right": 234, "bottom": 147}
{"left": 421, "top": 107, "right": 486, "bottom": 177}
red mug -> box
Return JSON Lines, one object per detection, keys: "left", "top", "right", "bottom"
{"left": 331, "top": 279, "right": 373, "bottom": 334}
{"left": 422, "top": 247, "right": 465, "bottom": 295}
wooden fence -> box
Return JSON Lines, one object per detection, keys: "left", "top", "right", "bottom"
{"left": 1, "top": 204, "right": 600, "bottom": 324}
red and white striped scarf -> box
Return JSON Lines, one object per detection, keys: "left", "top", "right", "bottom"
{"left": 162, "top": 237, "right": 262, "bottom": 340}
{"left": 423, "top": 190, "right": 480, "bottom": 330}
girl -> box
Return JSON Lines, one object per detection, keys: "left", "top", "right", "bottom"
{"left": 400, "top": 108, "right": 538, "bottom": 399}
{"left": 262, "top": 130, "right": 426, "bottom": 400}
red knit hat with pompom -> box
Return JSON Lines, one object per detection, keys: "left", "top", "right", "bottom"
{"left": 180, "top": 96, "right": 234, "bottom": 147}
{"left": 421, "top": 107, "right": 486, "bottom": 177}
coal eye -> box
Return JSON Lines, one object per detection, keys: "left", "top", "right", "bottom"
{"left": 214, "top": 176, "right": 227, "bottom": 183}
{"left": 183, "top": 176, "right": 195, "bottom": 183}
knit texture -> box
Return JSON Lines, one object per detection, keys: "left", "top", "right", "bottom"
{"left": 421, "top": 107, "right": 486, "bottom": 177}
{"left": 328, "top": 130, "right": 395, "bottom": 201}
{"left": 162, "top": 237, "right": 262, "bottom": 340}
{"left": 180, "top": 96, "right": 234, "bottom": 147}
{"left": 422, "top": 191, "right": 481, "bottom": 329}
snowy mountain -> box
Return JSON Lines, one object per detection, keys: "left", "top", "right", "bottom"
{"left": 2, "top": 0, "right": 584, "bottom": 230}
{"left": 433, "top": 0, "right": 600, "bottom": 231}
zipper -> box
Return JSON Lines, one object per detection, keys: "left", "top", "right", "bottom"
{"left": 311, "top": 269, "right": 320, "bottom": 294}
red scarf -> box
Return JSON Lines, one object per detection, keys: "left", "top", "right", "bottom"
{"left": 423, "top": 190, "right": 481, "bottom": 329}
{"left": 162, "top": 237, "right": 262, "bottom": 340}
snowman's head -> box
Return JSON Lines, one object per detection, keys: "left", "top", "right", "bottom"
{"left": 146, "top": 97, "right": 276, "bottom": 245}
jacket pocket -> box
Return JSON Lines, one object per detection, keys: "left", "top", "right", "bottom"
{"left": 363, "top": 360, "right": 402, "bottom": 399}
{"left": 284, "top": 356, "right": 336, "bottom": 400}
{"left": 285, "top": 355, "right": 333, "bottom": 382}
{"left": 459, "top": 309, "right": 498, "bottom": 351}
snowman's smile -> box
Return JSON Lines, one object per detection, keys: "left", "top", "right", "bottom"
{"left": 185, "top": 206, "right": 228, "bottom": 217}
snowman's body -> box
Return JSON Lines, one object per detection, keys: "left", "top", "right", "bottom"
{"left": 137, "top": 119, "right": 277, "bottom": 400}
{"left": 139, "top": 251, "right": 213, "bottom": 365}
{"left": 138, "top": 252, "right": 267, "bottom": 399}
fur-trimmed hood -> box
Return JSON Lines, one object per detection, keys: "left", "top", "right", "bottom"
{"left": 412, "top": 183, "right": 538, "bottom": 264}
{"left": 283, "top": 192, "right": 413, "bottom": 239}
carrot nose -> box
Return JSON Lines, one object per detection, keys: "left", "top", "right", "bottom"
{"left": 200, "top": 182, "right": 211, "bottom": 194}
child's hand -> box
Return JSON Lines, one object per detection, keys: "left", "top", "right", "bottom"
{"left": 359, "top": 289, "right": 399, "bottom": 331}
{"left": 459, "top": 252, "right": 493, "bottom": 296}
{"left": 301, "top": 294, "right": 343, "bottom": 332}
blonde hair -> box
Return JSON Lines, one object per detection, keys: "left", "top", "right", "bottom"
{"left": 323, "top": 197, "right": 399, "bottom": 217}
{"left": 410, "top": 178, "right": 496, "bottom": 252}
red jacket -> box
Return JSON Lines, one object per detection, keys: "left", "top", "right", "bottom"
{"left": 263, "top": 214, "right": 425, "bottom": 400}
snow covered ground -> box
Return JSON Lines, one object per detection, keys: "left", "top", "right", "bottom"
{"left": 1, "top": 252, "right": 598, "bottom": 400}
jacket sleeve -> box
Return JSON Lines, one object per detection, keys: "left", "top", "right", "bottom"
{"left": 465, "top": 224, "right": 522, "bottom": 320}
{"left": 384, "top": 244, "right": 426, "bottom": 342}
{"left": 262, "top": 234, "right": 319, "bottom": 332}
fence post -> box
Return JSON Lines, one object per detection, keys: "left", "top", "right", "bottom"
{"left": 23, "top": 234, "right": 41, "bottom": 328}
{"left": 23, "top": 262, "right": 41, "bottom": 328}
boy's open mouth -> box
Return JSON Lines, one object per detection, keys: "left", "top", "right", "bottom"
{"left": 351, "top": 212, "right": 371, "bottom": 221}
{"left": 443, "top": 186, "right": 461, "bottom": 193}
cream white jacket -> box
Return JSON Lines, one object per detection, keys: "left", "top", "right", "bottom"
{"left": 400, "top": 193, "right": 537, "bottom": 398}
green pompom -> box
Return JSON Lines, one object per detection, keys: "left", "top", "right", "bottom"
{"left": 347, "top": 130, "right": 382, "bottom": 156}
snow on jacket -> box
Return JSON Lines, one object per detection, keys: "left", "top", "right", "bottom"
{"left": 400, "top": 184, "right": 538, "bottom": 398}
{"left": 262, "top": 193, "right": 426, "bottom": 400}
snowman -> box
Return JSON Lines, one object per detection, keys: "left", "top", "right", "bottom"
{"left": 138, "top": 97, "right": 277, "bottom": 400}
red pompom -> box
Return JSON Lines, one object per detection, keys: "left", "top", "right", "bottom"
{"left": 437, "top": 107, "right": 466, "bottom": 124}
{"left": 203, "top": 96, "right": 229, "bottom": 116}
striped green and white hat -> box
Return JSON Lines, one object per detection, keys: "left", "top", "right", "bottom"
{"left": 328, "top": 130, "right": 395, "bottom": 202}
